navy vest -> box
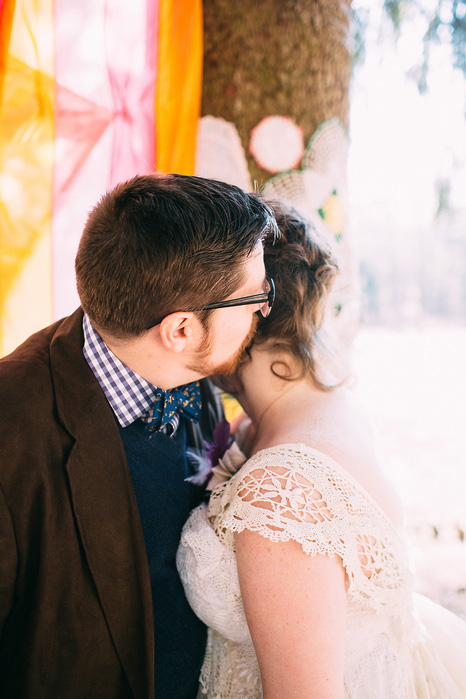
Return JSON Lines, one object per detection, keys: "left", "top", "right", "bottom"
{"left": 118, "top": 417, "right": 206, "bottom": 699}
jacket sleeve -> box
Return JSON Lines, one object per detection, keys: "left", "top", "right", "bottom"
{"left": 0, "top": 484, "right": 17, "bottom": 640}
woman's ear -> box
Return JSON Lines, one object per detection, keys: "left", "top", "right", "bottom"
{"left": 158, "top": 312, "right": 200, "bottom": 353}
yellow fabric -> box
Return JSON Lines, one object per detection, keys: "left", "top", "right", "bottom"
{"left": 221, "top": 392, "right": 244, "bottom": 425}
{"left": 320, "top": 191, "right": 345, "bottom": 237}
{"left": 0, "top": 0, "right": 204, "bottom": 357}
{"left": 155, "top": 0, "right": 203, "bottom": 174}
{"left": 0, "top": 0, "right": 54, "bottom": 357}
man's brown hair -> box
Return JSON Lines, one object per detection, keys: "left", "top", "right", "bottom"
{"left": 75, "top": 173, "right": 276, "bottom": 337}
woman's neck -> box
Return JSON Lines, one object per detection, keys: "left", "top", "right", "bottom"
{"left": 236, "top": 347, "right": 322, "bottom": 452}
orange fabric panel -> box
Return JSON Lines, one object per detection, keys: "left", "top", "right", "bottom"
{"left": 155, "top": 0, "right": 203, "bottom": 174}
{"left": 0, "top": 0, "right": 15, "bottom": 95}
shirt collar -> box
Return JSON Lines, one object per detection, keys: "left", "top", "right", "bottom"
{"left": 82, "top": 314, "right": 159, "bottom": 427}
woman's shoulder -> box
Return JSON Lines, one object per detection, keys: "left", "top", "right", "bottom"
{"left": 239, "top": 441, "right": 371, "bottom": 501}
{"left": 250, "top": 385, "right": 374, "bottom": 463}
{"left": 228, "top": 434, "right": 402, "bottom": 532}
{"left": 248, "top": 388, "right": 403, "bottom": 529}
{"left": 215, "top": 441, "right": 359, "bottom": 523}
{"left": 207, "top": 440, "right": 412, "bottom": 598}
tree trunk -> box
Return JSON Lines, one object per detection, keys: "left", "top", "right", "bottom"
{"left": 200, "top": 0, "right": 357, "bottom": 381}
{"left": 202, "top": 0, "right": 352, "bottom": 185}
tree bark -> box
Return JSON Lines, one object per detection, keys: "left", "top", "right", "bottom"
{"left": 202, "top": 0, "right": 352, "bottom": 184}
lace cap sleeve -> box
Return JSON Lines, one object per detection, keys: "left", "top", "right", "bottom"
{"left": 207, "top": 444, "right": 412, "bottom": 611}
{"left": 207, "top": 444, "right": 347, "bottom": 556}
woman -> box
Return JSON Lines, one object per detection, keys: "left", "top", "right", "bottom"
{"left": 177, "top": 202, "right": 466, "bottom": 698}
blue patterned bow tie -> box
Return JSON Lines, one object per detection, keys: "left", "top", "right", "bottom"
{"left": 146, "top": 381, "right": 202, "bottom": 434}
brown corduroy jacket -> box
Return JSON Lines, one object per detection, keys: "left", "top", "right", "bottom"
{"left": 0, "top": 309, "right": 222, "bottom": 699}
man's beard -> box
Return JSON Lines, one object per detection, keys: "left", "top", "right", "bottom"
{"left": 187, "top": 313, "right": 258, "bottom": 378}
{"left": 213, "top": 313, "right": 258, "bottom": 376}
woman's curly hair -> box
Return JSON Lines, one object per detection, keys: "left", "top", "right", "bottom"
{"left": 252, "top": 200, "right": 339, "bottom": 388}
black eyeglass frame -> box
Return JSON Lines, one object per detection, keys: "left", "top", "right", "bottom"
{"left": 146, "top": 275, "right": 275, "bottom": 329}
{"left": 196, "top": 274, "right": 275, "bottom": 314}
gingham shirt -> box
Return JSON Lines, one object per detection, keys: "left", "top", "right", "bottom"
{"left": 82, "top": 314, "right": 179, "bottom": 434}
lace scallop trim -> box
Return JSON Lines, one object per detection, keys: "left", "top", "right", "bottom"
{"left": 207, "top": 443, "right": 413, "bottom": 619}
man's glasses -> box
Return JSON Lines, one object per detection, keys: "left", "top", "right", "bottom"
{"left": 147, "top": 275, "right": 275, "bottom": 329}
{"left": 196, "top": 274, "right": 275, "bottom": 317}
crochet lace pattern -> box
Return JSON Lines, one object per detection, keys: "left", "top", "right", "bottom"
{"left": 177, "top": 444, "right": 465, "bottom": 698}
{"left": 208, "top": 444, "right": 413, "bottom": 617}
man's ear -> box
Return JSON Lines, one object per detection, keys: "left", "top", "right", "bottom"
{"left": 158, "top": 312, "right": 201, "bottom": 353}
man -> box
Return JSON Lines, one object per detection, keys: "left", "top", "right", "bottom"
{"left": 0, "top": 174, "right": 277, "bottom": 698}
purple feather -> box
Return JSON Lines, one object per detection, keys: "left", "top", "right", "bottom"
{"left": 185, "top": 419, "right": 233, "bottom": 486}
{"left": 203, "top": 419, "right": 233, "bottom": 468}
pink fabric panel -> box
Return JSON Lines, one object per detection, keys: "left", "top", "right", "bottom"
{"left": 52, "top": 0, "right": 159, "bottom": 317}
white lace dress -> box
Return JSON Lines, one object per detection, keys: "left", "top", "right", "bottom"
{"left": 176, "top": 443, "right": 466, "bottom": 698}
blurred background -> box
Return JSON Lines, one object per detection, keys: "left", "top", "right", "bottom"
{"left": 1, "top": 0, "right": 465, "bottom": 615}
{"left": 350, "top": 0, "right": 466, "bottom": 619}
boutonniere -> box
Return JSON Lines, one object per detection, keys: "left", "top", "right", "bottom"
{"left": 186, "top": 418, "right": 247, "bottom": 491}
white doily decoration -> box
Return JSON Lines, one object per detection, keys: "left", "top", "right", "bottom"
{"left": 262, "top": 121, "right": 348, "bottom": 248}
{"left": 303, "top": 117, "right": 349, "bottom": 183}
{"left": 263, "top": 169, "right": 334, "bottom": 223}
{"left": 249, "top": 116, "right": 304, "bottom": 173}
{"left": 194, "top": 115, "right": 359, "bottom": 376}
{"left": 262, "top": 118, "right": 348, "bottom": 220}
{"left": 262, "top": 118, "right": 359, "bottom": 375}
{"left": 195, "top": 116, "right": 252, "bottom": 192}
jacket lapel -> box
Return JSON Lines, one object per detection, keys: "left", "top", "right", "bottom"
{"left": 50, "top": 310, "right": 154, "bottom": 699}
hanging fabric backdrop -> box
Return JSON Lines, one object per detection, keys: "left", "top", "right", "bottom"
{"left": 0, "top": 0, "right": 202, "bottom": 357}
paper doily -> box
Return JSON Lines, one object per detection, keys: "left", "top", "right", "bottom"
{"left": 195, "top": 116, "right": 252, "bottom": 192}
{"left": 249, "top": 115, "right": 304, "bottom": 173}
